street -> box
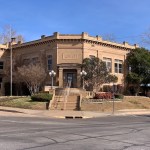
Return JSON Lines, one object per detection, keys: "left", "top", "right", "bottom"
{"left": 0, "top": 115, "right": 149, "bottom": 150}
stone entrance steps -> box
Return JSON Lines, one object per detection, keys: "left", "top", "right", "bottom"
{"left": 55, "top": 88, "right": 81, "bottom": 96}
{"left": 52, "top": 102, "right": 79, "bottom": 110}
{"left": 50, "top": 88, "right": 81, "bottom": 110}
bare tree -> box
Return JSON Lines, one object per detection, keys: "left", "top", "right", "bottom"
{"left": 0, "top": 25, "right": 25, "bottom": 44}
{"left": 102, "top": 33, "right": 116, "bottom": 42}
{"left": 4, "top": 54, "right": 24, "bottom": 95}
{"left": 17, "top": 64, "right": 47, "bottom": 95}
{"left": 141, "top": 28, "right": 150, "bottom": 45}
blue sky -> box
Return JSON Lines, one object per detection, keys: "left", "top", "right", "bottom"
{"left": 0, "top": 0, "right": 150, "bottom": 48}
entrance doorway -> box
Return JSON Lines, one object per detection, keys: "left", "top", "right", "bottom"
{"left": 63, "top": 69, "right": 77, "bottom": 88}
{"left": 67, "top": 73, "right": 73, "bottom": 87}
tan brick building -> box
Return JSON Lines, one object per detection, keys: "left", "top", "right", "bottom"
{"left": 0, "top": 32, "right": 137, "bottom": 95}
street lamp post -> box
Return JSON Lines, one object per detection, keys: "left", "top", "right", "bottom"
{"left": 106, "top": 66, "right": 115, "bottom": 114}
{"left": 80, "top": 70, "right": 87, "bottom": 89}
{"left": 10, "top": 37, "right": 15, "bottom": 96}
{"left": 112, "top": 82, "right": 115, "bottom": 114}
{"left": 129, "top": 65, "right": 131, "bottom": 73}
{"left": 49, "top": 70, "right": 56, "bottom": 89}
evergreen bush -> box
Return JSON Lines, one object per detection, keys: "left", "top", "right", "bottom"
{"left": 31, "top": 93, "right": 52, "bottom": 102}
{"left": 114, "top": 93, "right": 124, "bottom": 99}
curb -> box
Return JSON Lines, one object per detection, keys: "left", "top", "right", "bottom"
{"left": 53, "top": 116, "right": 92, "bottom": 119}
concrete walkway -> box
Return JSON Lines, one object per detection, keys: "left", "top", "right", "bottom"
{"left": 0, "top": 106, "right": 150, "bottom": 118}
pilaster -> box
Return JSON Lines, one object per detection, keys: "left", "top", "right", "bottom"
{"left": 112, "top": 58, "right": 115, "bottom": 74}
{"left": 77, "top": 68, "right": 81, "bottom": 88}
{"left": 58, "top": 68, "right": 63, "bottom": 87}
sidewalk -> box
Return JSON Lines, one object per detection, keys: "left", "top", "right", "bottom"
{"left": 0, "top": 106, "right": 150, "bottom": 118}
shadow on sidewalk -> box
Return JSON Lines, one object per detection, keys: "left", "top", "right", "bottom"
{"left": 137, "top": 114, "right": 150, "bottom": 118}
{"left": 0, "top": 109, "right": 24, "bottom": 114}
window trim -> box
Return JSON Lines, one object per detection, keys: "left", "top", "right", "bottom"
{"left": 0, "top": 61, "right": 4, "bottom": 70}
{"left": 114, "top": 59, "right": 123, "bottom": 73}
{"left": 103, "top": 57, "right": 112, "bottom": 72}
{"left": 47, "top": 55, "right": 52, "bottom": 71}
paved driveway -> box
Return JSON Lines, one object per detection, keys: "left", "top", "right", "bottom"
{"left": 0, "top": 115, "right": 149, "bottom": 150}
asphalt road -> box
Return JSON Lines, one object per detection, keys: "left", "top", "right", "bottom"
{"left": 0, "top": 115, "right": 149, "bottom": 150}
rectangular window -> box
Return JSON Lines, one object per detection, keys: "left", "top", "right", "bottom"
{"left": 0, "top": 77, "right": 2, "bottom": 89}
{"left": 23, "top": 59, "right": 30, "bottom": 65}
{"left": 0, "top": 62, "right": 4, "bottom": 70}
{"left": 32, "top": 57, "right": 39, "bottom": 65}
{"left": 103, "top": 57, "right": 112, "bottom": 72}
{"left": 47, "top": 55, "right": 52, "bottom": 71}
{"left": 115, "top": 59, "right": 123, "bottom": 73}
{"left": 89, "top": 55, "right": 95, "bottom": 59}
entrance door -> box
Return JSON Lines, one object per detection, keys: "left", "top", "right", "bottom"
{"left": 67, "top": 73, "right": 73, "bottom": 88}
{"left": 63, "top": 69, "right": 77, "bottom": 88}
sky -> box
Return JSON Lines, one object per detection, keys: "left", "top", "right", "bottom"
{"left": 0, "top": 0, "right": 150, "bottom": 48}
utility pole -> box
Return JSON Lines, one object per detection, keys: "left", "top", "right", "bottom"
{"left": 10, "top": 37, "right": 15, "bottom": 96}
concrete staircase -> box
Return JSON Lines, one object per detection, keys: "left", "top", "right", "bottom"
{"left": 50, "top": 88, "right": 81, "bottom": 110}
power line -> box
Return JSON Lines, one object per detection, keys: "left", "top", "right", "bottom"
{"left": 101, "top": 33, "right": 144, "bottom": 41}
{"left": 115, "top": 35, "right": 142, "bottom": 40}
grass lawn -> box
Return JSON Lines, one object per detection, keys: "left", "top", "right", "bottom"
{"left": 81, "top": 96, "right": 150, "bottom": 112}
{"left": 0, "top": 96, "right": 149, "bottom": 111}
{"left": 0, "top": 97, "right": 49, "bottom": 110}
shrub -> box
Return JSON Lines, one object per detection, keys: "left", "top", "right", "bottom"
{"left": 103, "top": 85, "right": 112, "bottom": 92}
{"left": 31, "top": 93, "right": 52, "bottom": 102}
{"left": 114, "top": 93, "right": 124, "bottom": 99}
{"left": 94, "top": 92, "right": 113, "bottom": 99}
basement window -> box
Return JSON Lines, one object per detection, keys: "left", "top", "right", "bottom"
{"left": 0, "top": 78, "right": 2, "bottom": 89}
{"left": 47, "top": 55, "right": 52, "bottom": 71}
{"left": 0, "top": 62, "right": 4, "bottom": 70}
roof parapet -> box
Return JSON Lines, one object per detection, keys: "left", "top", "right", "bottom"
{"left": 96, "top": 35, "right": 102, "bottom": 41}
{"left": 82, "top": 32, "right": 88, "bottom": 39}
{"left": 11, "top": 32, "right": 138, "bottom": 50}
{"left": 53, "top": 32, "right": 59, "bottom": 39}
{"left": 41, "top": 35, "right": 46, "bottom": 39}
{"left": 134, "top": 44, "right": 139, "bottom": 48}
{"left": 123, "top": 41, "right": 129, "bottom": 46}
{"left": 0, "top": 43, "right": 9, "bottom": 50}
{"left": 123, "top": 41, "right": 138, "bottom": 49}
{"left": 17, "top": 41, "right": 22, "bottom": 45}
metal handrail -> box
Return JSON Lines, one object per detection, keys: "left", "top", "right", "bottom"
{"left": 63, "top": 80, "right": 71, "bottom": 110}
{"left": 48, "top": 89, "right": 55, "bottom": 109}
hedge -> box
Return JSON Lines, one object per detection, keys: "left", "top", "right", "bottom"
{"left": 114, "top": 93, "right": 124, "bottom": 99}
{"left": 31, "top": 93, "right": 52, "bottom": 102}
{"left": 94, "top": 92, "right": 113, "bottom": 99}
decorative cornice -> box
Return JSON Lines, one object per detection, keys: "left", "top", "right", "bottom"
{"left": 83, "top": 39, "right": 132, "bottom": 51}
{"left": 11, "top": 32, "right": 136, "bottom": 51}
